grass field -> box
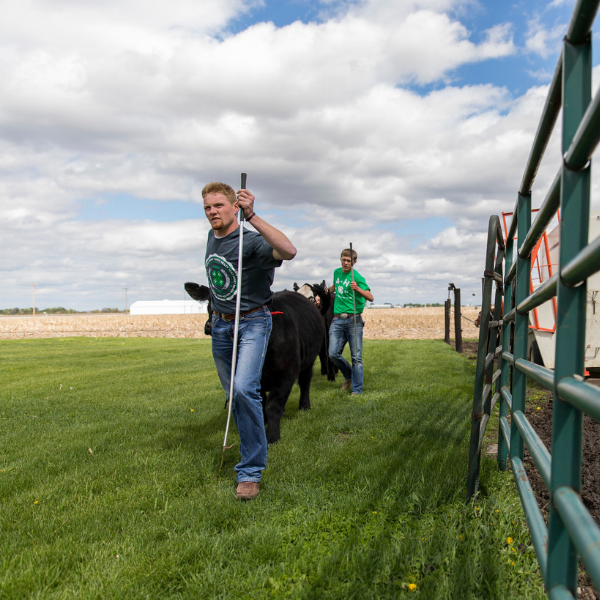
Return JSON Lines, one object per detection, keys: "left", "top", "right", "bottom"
{"left": 0, "top": 338, "right": 544, "bottom": 599}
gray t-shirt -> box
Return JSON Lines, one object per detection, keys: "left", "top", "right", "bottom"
{"left": 205, "top": 227, "right": 282, "bottom": 313}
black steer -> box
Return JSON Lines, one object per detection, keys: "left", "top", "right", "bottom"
{"left": 293, "top": 281, "right": 337, "bottom": 382}
{"left": 184, "top": 282, "right": 324, "bottom": 444}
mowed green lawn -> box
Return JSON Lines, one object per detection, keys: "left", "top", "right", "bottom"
{"left": 1, "top": 338, "right": 544, "bottom": 599}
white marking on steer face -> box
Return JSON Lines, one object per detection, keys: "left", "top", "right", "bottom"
{"left": 296, "top": 284, "right": 315, "bottom": 303}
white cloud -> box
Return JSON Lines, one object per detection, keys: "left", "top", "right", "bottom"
{"left": 525, "top": 18, "right": 565, "bottom": 59}
{"left": 0, "top": 0, "right": 579, "bottom": 310}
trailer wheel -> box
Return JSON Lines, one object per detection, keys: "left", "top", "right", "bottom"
{"left": 529, "top": 340, "right": 544, "bottom": 367}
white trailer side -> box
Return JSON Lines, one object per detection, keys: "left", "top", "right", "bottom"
{"left": 530, "top": 209, "right": 600, "bottom": 369}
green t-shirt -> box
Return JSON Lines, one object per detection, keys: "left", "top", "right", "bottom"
{"left": 333, "top": 267, "right": 370, "bottom": 314}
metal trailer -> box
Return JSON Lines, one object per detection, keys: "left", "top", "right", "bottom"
{"left": 502, "top": 209, "right": 600, "bottom": 370}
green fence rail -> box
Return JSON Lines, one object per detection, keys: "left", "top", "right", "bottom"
{"left": 466, "top": 0, "right": 600, "bottom": 597}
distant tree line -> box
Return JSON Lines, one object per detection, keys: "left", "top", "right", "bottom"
{"left": 0, "top": 307, "right": 123, "bottom": 315}
{"left": 402, "top": 303, "right": 445, "bottom": 308}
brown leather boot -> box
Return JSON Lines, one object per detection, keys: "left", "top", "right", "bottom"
{"left": 342, "top": 379, "right": 352, "bottom": 391}
{"left": 236, "top": 481, "right": 259, "bottom": 500}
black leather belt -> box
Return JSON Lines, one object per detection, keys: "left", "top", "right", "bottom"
{"left": 334, "top": 313, "right": 361, "bottom": 319}
{"left": 213, "top": 305, "right": 264, "bottom": 322}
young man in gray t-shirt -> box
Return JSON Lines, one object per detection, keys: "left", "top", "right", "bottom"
{"left": 203, "top": 181, "right": 296, "bottom": 500}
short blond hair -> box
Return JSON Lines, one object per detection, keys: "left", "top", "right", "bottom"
{"left": 202, "top": 182, "right": 236, "bottom": 204}
{"left": 341, "top": 248, "right": 357, "bottom": 261}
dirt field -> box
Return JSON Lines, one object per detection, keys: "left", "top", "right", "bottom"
{"left": 523, "top": 389, "right": 600, "bottom": 598}
{"left": 0, "top": 307, "right": 481, "bottom": 341}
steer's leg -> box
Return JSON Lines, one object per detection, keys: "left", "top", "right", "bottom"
{"left": 298, "top": 364, "right": 313, "bottom": 410}
{"left": 319, "top": 341, "right": 328, "bottom": 375}
{"left": 264, "top": 374, "right": 296, "bottom": 444}
{"left": 327, "top": 356, "right": 337, "bottom": 382}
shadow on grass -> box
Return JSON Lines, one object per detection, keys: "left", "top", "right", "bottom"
{"left": 0, "top": 338, "right": 543, "bottom": 599}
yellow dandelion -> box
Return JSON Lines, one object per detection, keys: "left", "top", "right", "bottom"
{"left": 511, "top": 561, "right": 515, "bottom": 566}
{"left": 537, "top": 407, "right": 541, "bottom": 410}
{"left": 495, "top": 510, "right": 499, "bottom": 513}
{"left": 421, "top": 537, "right": 426, "bottom": 541}
{"left": 373, "top": 511, "right": 377, "bottom": 514}
{"left": 507, "top": 537, "right": 513, "bottom": 544}
{"left": 190, "top": 409, "right": 194, "bottom": 412}
{"left": 459, "top": 535, "right": 463, "bottom": 541}
{"left": 34, "top": 500, "right": 39, "bottom": 504}
{"left": 408, "top": 583, "right": 417, "bottom": 592}
{"left": 476, "top": 507, "right": 480, "bottom": 511}
{"left": 512, "top": 547, "right": 516, "bottom": 552}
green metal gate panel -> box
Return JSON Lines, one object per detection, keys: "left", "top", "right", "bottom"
{"left": 466, "top": 1, "right": 600, "bottom": 597}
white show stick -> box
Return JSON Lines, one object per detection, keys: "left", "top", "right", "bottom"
{"left": 218, "top": 172, "right": 247, "bottom": 479}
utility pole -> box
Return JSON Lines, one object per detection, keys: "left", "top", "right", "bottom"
{"left": 32, "top": 283, "right": 36, "bottom": 316}
{"left": 124, "top": 287, "right": 128, "bottom": 315}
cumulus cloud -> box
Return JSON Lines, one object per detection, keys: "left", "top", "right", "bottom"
{"left": 0, "top": 0, "right": 580, "bottom": 310}
{"left": 524, "top": 18, "right": 565, "bottom": 59}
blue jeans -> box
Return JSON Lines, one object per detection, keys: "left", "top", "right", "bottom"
{"left": 211, "top": 306, "right": 272, "bottom": 483}
{"left": 328, "top": 315, "right": 364, "bottom": 394}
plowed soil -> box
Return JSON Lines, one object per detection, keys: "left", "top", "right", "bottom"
{"left": 0, "top": 307, "right": 481, "bottom": 340}
{"left": 522, "top": 386, "right": 600, "bottom": 598}
{"left": 466, "top": 335, "right": 600, "bottom": 598}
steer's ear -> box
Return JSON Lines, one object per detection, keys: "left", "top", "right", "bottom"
{"left": 184, "top": 282, "right": 210, "bottom": 301}
{"left": 293, "top": 282, "right": 299, "bottom": 292}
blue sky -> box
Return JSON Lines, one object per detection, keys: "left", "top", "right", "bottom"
{"left": 1, "top": 0, "right": 596, "bottom": 310}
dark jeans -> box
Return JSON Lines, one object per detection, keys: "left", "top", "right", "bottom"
{"left": 328, "top": 314, "right": 364, "bottom": 394}
{"left": 211, "top": 306, "right": 272, "bottom": 482}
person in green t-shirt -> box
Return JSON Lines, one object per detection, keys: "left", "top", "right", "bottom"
{"left": 327, "top": 248, "right": 373, "bottom": 395}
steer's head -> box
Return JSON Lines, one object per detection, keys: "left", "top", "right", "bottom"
{"left": 184, "top": 282, "right": 212, "bottom": 336}
{"left": 184, "top": 282, "right": 210, "bottom": 301}
{"left": 294, "top": 280, "right": 332, "bottom": 315}
{"left": 295, "top": 283, "right": 315, "bottom": 302}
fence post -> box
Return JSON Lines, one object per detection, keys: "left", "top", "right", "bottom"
{"left": 444, "top": 299, "right": 451, "bottom": 344}
{"left": 497, "top": 236, "right": 513, "bottom": 472}
{"left": 454, "top": 288, "right": 463, "bottom": 353}
{"left": 510, "top": 193, "right": 531, "bottom": 465}
{"left": 547, "top": 33, "right": 591, "bottom": 595}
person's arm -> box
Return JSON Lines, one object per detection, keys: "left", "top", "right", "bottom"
{"left": 237, "top": 189, "right": 296, "bottom": 260}
{"left": 350, "top": 281, "right": 374, "bottom": 302}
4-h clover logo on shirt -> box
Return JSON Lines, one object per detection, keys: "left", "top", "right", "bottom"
{"left": 211, "top": 268, "right": 225, "bottom": 288}
{"left": 206, "top": 254, "right": 237, "bottom": 301}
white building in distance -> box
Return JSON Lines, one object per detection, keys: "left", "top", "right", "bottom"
{"left": 130, "top": 300, "right": 208, "bottom": 315}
